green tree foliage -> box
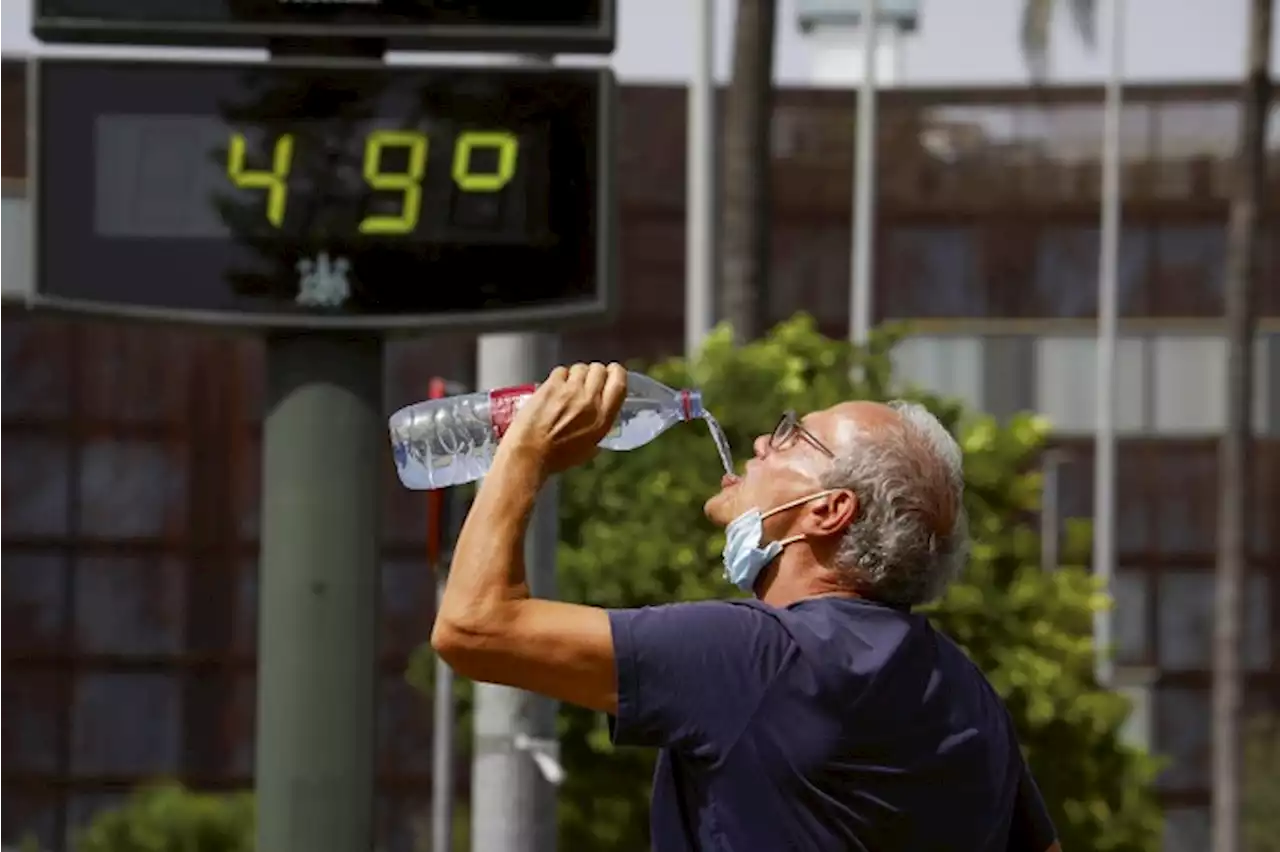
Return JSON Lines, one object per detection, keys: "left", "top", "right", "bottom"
{"left": 73, "top": 783, "right": 254, "bottom": 852}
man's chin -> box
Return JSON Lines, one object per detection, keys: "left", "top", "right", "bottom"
{"left": 703, "top": 487, "right": 736, "bottom": 526}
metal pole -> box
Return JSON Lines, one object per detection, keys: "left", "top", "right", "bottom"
{"left": 850, "top": 0, "right": 879, "bottom": 347}
{"left": 1214, "top": 0, "right": 1272, "bottom": 848}
{"left": 431, "top": 565, "right": 457, "bottom": 852}
{"left": 472, "top": 325, "right": 561, "bottom": 852}
{"left": 685, "top": 0, "right": 717, "bottom": 358}
{"left": 1091, "top": 0, "right": 1125, "bottom": 688}
{"left": 429, "top": 378, "right": 456, "bottom": 852}
{"left": 256, "top": 333, "right": 382, "bottom": 852}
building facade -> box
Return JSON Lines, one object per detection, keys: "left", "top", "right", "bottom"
{"left": 3, "top": 58, "right": 1279, "bottom": 852}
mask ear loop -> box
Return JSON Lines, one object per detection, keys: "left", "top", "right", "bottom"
{"left": 759, "top": 488, "right": 850, "bottom": 549}
{"left": 759, "top": 488, "right": 841, "bottom": 521}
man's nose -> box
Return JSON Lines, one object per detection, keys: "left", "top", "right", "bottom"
{"left": 753, "top": 434, "right": 771, "bottom": 458}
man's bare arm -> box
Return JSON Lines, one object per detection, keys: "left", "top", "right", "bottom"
{"left": 430, "top": 439, "right": 618, "bottom": 714}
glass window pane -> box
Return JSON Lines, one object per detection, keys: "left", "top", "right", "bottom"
{"left": 2, "top": 316, "right": 71, "bottom": 420}
{"left": 67, "top": 794, "right": 129, "bottom": 838}
{"left": 1152, "top": 227, "right": 1225, "bottom": 317}
{"left": 233, "top": 560, "right": 258, "bottom": 654}
{"left": 227, "top": 674, "right": 256, "bottom": 777}
{"left": 378, "top": 675, "right": 432, "bottom": 775}
{"left": 1159, "top": 572, "right": 1272, "bottom": 672}
{"left": 1113, "top": 569, "right": 1149, "bottom": 665}
{"left": 889, "top": 337, "right": 985, "bottom": 424}
{"left": 74, "top": 557, "right": 186, "bottom": 655}
{"left": 1034, "top": 337, "right": 1147, "bottom": 436}
{"left": 882, "top": 228, "right": 986, "bottom": 319}
{"left": 1116, "top": 447, "right": 1152, "bottom": 553}
{"left": 383, "top": 462, "right": 427, "bottom": 547}
{"left": 771, "top": 225, "right": 847, "bottom": 328}
{"left": 1151, "top": 336, "right": 1226, "bottom": 434}
{"left": 237, "top": 435, "right": 261, "bottom": 540}
{"left": 1164, "top": 807, "right": 1210, "bottom": 852}
{"left": 79, "top": 325, "right": 193, "bottom": 425}
{"left": 1034, "top": 228, "right": 1149, "bottom": 318}
{"left": 78, "top": 437, "right": 186, "bottom": 537}
{"left": 1153, "top": 449, "right": 1216, "bottom": 557}
{"left": 2, "top": 793, "right": 61, "bottom": 852}
{"left": 2, "top": 437, "right": 71, "bottom": 536}
{"left": 1155, "top": 686, "right": 1209, "bottom": 791}
{"left": 70, "top": 673, "right": 181, "bottom": 775}
{"left": 78, "top": 440, "right": 187, "bottom": 538}
{"left": 382, "top": 560, "right": 431, "bottom": 656}
{"left": 3, "top": 553, "right": 67, "bottom": 652}
{"left": 2, "top": 672, "right": 63, "bottom": 773}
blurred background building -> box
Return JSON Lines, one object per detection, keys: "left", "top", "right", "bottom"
{"left": 4, "top": 0, "right": 1280, "bottom": 848}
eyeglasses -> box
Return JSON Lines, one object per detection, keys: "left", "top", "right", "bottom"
{"left": 770, "top": 410, "right": 835, "bottom": 458}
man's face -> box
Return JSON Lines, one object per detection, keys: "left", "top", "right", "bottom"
{"left": 704, "top": 406, "right": 846, "bottom": 528}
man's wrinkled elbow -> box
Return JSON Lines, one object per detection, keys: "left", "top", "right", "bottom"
{"left": 431, "top": 616, "right": 495, "bottom": 676}
{"left": 430, "top": 617, "right": 470, "bottom": 665}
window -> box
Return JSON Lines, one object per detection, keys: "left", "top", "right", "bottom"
{"left": 2, "top": 794, "right": 60, "bottom": 852}
{"left": 74, "top": 558, "right": 186, "bottom": 656}
{"left": 382, "top": 560, "right": 433, "bottom": 657}
{"left": 882, "top": 228, "right": 986, "bottom": 318}
{"left": 1151, "top": 447, "right": 1217, "bottom": 557}
{"left": 1034, "top": 336, "right": 1147, "bottom": 436}
{"left": 1155, "top": 687, "right": 1209, "bottom": 791}
{"left": 3, "top": 437, "right": 73, "bottom": 537}
{"left": 377, "top": 676, "right": 433, "bottom": 775}
{"left": 70, "top": 673, "right": 182, "bottom": 775}
{"left": 1113, "top": 569, "right": 1151, "bottom": 666}
{"left": 1163, "top": 808, "right": 1210, "bottom": 852}
{"left": 891, "top": 336, "right": 985, "bottom": 413}
{"left": 3, "top": 554, "right": 68, "bottom": 653}
{"left": 77, "top": 440, "right": 186, "bottom": 539}
{"left": 1157, "top": 572, "right": 1272, "bottom": 672}
{"left": 3, "top": 672, "right": 63, "bottom": 774}
{"left": 1033, "top": 228, "right": 1151, "bottom": 318}
{"left": 2, "top": 315, "right": 71, "bottom": 420}
{"left": 1151, "top": 227, "right": 1224, "bottom": 317}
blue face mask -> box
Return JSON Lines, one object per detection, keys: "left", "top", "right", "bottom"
{"left": 721, "top": 490, "right": 841, "bottom": 594}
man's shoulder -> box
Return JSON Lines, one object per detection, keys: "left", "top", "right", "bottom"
{"left": 609, "top": 598, "right": 795, "bottom": 636}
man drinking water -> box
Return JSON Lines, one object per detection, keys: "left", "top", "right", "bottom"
{"left": 432, "top": 361, "right": 1059, "bottom": 851}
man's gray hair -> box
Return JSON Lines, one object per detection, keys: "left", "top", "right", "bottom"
{"left": 819, "top": 400, "right": 969, "bottom": 607}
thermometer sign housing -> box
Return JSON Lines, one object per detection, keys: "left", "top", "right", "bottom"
{"left": 31, "top": 57, "right": 616, "bottom": 330}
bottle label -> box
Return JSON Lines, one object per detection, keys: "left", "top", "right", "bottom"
{"left": 489, "top": 384, "right": 538, "bottom": 439}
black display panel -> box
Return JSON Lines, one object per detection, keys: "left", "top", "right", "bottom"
{"left": 33, "top": 58, "right": 616, "bottom": 330}
{"left": 32, "top": 0, "right": 615, "bottom": 53}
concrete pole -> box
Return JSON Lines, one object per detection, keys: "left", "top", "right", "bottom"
{"left": 1091, "top": 0, "right": 1125, "bottom": 688}
{"left": 256, "top": 333, "right": 382, "bottom": 852}
{"left": 849, "top": 0, "right": 879, "bottom": 347}
{"left": 471, "top": 326, "right": 561, "bottom": 852}
{"left": 685, "top": 0, "right": 717, "bottom": 357}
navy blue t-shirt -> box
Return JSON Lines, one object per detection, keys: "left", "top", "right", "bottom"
{"left": 608, "top": 597, "right": 1057, "bottom": 852}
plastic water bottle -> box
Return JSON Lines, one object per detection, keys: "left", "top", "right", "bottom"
{"left": 389, "top": 371, "right": 710, "bottom": 490}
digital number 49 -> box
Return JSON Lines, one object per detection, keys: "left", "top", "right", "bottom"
{"left": 225, "top": 129, "right": 519, "bottom": 233}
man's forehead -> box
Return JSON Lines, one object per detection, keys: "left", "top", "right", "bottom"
{"left": 805, "top": 401, "right": 900, "bottom": 447}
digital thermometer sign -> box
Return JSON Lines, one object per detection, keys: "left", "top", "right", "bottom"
{"left": 31, "top": 57, "right": 616, "bottom": 329}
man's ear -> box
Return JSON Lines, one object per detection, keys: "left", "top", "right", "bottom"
{"left": 807, "top": 489, "right": 858, "bottom": 538}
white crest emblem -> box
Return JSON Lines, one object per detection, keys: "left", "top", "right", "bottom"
{"left": 296, "top": 252, "right": 352, "bottom": 308}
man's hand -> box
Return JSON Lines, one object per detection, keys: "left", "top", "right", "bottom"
{"left": 503, "top": 361, "right": 629, "bottom": 475}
